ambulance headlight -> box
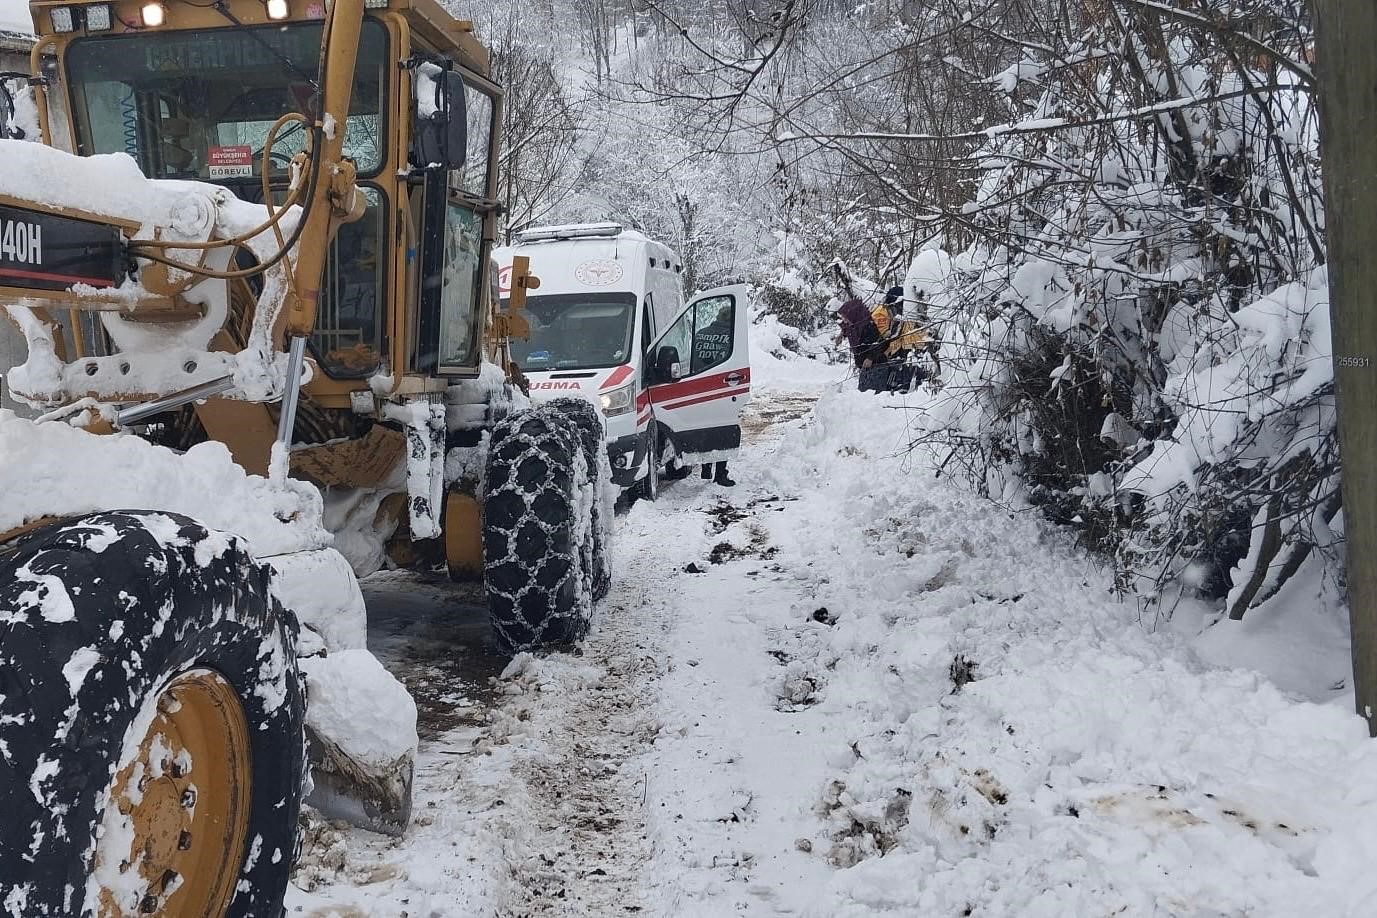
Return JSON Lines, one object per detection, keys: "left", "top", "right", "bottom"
{"left": 598, "top": 383, "right": 634, "bottom": 417}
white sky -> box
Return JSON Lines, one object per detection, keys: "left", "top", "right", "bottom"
{"left": 0, "top": 0, "right": 32, "bottom": 33}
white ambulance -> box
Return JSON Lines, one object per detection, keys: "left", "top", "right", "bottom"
{"left": 494, "top": 223, "right": 751, "bottom": 497}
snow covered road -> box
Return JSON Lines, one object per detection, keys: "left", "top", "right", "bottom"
{"left": 287, "top": 372, "right": 1377, "bottom": 917}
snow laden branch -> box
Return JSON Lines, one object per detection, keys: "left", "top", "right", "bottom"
{"left": 766, "top": 85, "right": 1298, "bottom": 146}
{"left": 1120, "top": 0, "right": 1316, "bottom": 86}
{"left": 901, "top": 2, "right": 1332, "bottom": 624}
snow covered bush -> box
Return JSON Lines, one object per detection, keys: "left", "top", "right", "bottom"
{"left": 912, "top": 1, "right": 1333, "bottom": 619}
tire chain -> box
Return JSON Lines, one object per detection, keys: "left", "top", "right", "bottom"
{"left": 483, "top": 408, "right": 595, "bottom": 652}
{"left": 542, "top": 397, "right": 614, "bottom": 601}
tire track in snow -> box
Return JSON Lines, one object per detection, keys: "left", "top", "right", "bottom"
{"left": 495, "top": 391, "right": 820, "bottom": 916}
{"left": 494, "top": 571, "right": 667, "bottom": 917}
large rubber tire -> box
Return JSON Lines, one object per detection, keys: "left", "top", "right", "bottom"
{"left": 541, "top": 398, "right": 613, "bottom": 602}
{"left": 0, "top": 511, "right": 307, "bottom": 918}
{"left": 639, "top": 424, "right": 661, "bottom": 502}
{"left": 484, "top": 409, "right": 596, "bottom": 653}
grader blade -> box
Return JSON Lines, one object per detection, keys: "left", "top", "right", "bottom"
{"left": 305, "top": 728, "right": 415, "bottom": 837}
{"left": 294, "top": 644, "right": 419, "bottom": 838}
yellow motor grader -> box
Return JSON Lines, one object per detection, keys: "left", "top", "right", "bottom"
{"left": 0, "top": 0, "right": 611, "bottom": 913}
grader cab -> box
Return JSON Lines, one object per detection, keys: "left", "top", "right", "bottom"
{"left": 0, "top": 0, "right": 609, "bottom": 913}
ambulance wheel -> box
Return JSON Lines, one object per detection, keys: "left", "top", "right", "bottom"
{"left": 484, "top": 409, "right": 596, "bottom": 653}
{"left": 0, "top": 510, "right": 306, "bottom": 918}
{"left": 541, "top": 398, "right": 612, "bottom": 602}
{"left": 638, "top": 426, "right": 661, "bottom": 502}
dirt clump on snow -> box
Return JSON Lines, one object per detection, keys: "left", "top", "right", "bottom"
{"left": 704, "top": 501, "right": 748, "bottom": 533}
{"left": 292, "top": 811, "right": 406, "bottom": 893}
{"left": 740, "top": 395, "right": 818, "bottom": 436}
{"left": 706, "top": 522, "right": 778, "bottom": 565}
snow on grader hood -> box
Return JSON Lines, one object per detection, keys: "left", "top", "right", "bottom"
{"left": 0, "top": 0, "right": 614, "bottom": 913}
{"left": 0, "top": 139, "right": 303, "bottom": 405}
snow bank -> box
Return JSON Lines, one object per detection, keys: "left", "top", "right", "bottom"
{"left": 0, "top": 410, "right": 327, "bottom": 557}
{"left": 1191, "top": 551, "right": 1351, "bottom": 703}
{"left": 749, "top": 308, "right": 845, "bottom": 391}
{"left": 299, "top": 649, "right": 418, "bottom": 770}
{"left": 774, "top": 390, "right": 1377, "bottom": 915}
{"left": 643, "top": 385, "right": 1377, "bottom": 916}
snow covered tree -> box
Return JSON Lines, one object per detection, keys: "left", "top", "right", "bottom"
{"left": 911, "top": 1, "right": 1331, "bottom": 618}
{"left": 623, "top": 0, "right": 1336, "bottom": 621}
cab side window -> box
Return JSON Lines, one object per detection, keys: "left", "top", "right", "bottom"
{"left": 690, "top": 296, "right": 734, "bottom": 375}
{"left": 651, "top": 295, "right": 736, "bottom": 382}
{"left": 641, "top": 296, "right": 654, "bottom": 355}
{"left": 650, "top": 268, "right": 682, "bottom": 329}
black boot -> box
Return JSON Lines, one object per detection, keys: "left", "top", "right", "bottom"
{"left": 713, "top": 462, "right": 735, "bottom": 487}
{"left": 701, "top": 464, "right": 712, "bottom": 480}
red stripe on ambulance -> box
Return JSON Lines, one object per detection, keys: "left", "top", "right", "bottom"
{"left": 658, "top": 386, "right": 750, "bottom": 412}
{"left": 649, "top": 368, "right": 750, "bottom": 405}
{"left": 600, "top": 364, "right": 635, "bottom": 390}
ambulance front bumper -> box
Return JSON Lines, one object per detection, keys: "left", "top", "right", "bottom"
{"left": 607, "top": 431, "right": 647, "bottom": 488}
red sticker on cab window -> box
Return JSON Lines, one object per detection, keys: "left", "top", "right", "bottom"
{"left": 209, "top": 146, "right": 252, "bottom": 166}
{"left": 208, "top": 146, "right": 253, "bottom": 179}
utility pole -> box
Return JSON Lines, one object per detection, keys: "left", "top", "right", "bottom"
{"left": 1314, "top": 2, "right": 1377, "bottom": 735}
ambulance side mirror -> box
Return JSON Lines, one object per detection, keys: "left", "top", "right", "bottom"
{"left": 654, "top": 345, "right": 682, "bottom": 383}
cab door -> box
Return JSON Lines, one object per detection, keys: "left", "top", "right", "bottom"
{"left": 644, "top": 285, "right": 751, "bottom": 461}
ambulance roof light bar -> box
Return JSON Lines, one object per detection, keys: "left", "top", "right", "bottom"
{"left": 514, "top": 222, "right": 624, "bottom": 244}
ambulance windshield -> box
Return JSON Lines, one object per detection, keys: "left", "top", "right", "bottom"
{"left": 510, "top": 292, "right": 637, "bottom": 371}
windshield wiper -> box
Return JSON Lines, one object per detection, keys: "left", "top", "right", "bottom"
{"left": 212, "top": 2, "right": 319, "bottom": 97}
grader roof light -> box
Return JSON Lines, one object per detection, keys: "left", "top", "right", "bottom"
{"left": 48, "top": 6, "right": 76, "bottom": 31}
{"left": 85, "top": 4, "right": 113, "bottom": 29}
{"left": 266, "top": 0, "right": 289, "bottom": 19}
{"left": 141, "top": 2, "right": 165, "bottom": 26}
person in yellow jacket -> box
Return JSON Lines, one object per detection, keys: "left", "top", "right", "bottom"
{"left": 860, "top": 287, "right": 926, "bottom": 392}
{"left": 870, "top": 302, "right": 926, "bottom": 357}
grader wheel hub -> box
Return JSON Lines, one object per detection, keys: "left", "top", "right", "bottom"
{"left": 98, "top": 669, "right": 252, "bottom": 917}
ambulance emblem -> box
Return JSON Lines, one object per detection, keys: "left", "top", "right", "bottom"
{"left": 574, "top": 259, "right": 623, "bottom": 286}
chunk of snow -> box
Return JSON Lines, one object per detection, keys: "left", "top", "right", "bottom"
{"left": 0, "top": 411, "right": 328, "bottom": 557}
{"left": 61, "top": 647, "right": 101, "bottom": 696}
{"left": 266, "top": 549, "right": 367, "bottom": 652}
{"left": 300, "top": 650, "right": 417, "bottom": 768}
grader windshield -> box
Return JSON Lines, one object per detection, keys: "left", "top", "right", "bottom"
{"left": 52, "top": 6, "right": 502, "bottom": 382}
{"left": 65, "top": 21, "right": 388, "bottom": 180}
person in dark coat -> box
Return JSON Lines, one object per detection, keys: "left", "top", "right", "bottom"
{"left": 836, "top": 297, "right": 888, "bottom": 391}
